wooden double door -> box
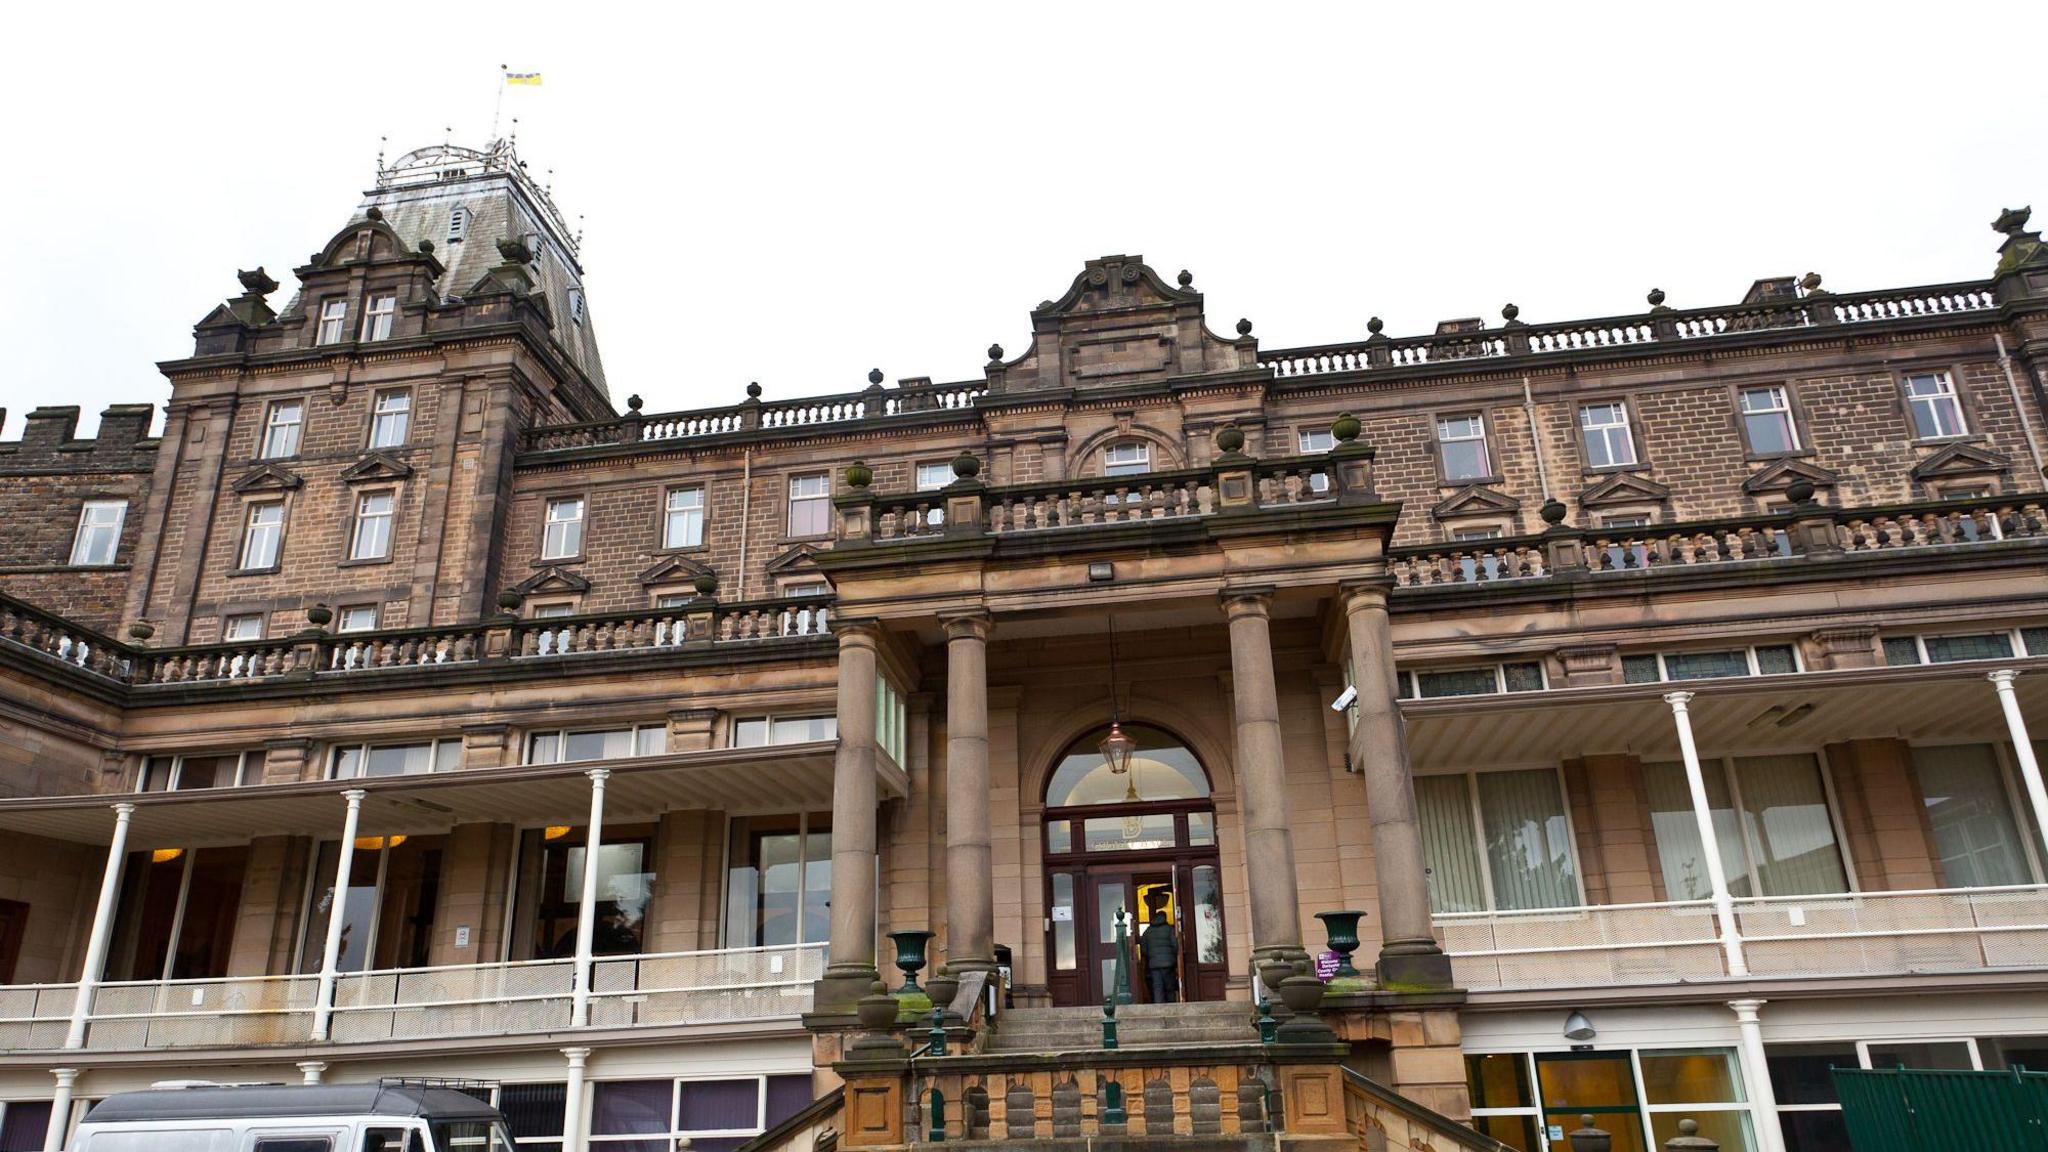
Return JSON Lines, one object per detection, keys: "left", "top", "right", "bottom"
{"left": 1044, "top": 807, "right": 1228, "bottom": 1006}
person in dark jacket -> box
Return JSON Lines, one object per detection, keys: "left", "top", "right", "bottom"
{"left": 1139, "top": 909, "right": 1180, "bottom": 1003}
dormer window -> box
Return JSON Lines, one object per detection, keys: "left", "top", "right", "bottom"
{"left": 1102, "top": 442, "right": 1151, "bottom": 477}
{"left": 360, "top": 294, "right": 396, "bottom": 342}
{"left": 447, "top": 205, "right": 467, "bottom": 243}
{"left": 316, "top": 299, "right": 348, "bottom": 345}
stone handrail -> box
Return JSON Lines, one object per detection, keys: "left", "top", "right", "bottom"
{"left": 0, "top": 596, "right": 132, "bottom": 681}
{"left": 513, "top": 596, "right": 831, "bottom": 656}
{"left": 1343, "top": 1067, "right": 1515, "bottom": 1152}
{"left": 1389, "top": 493, "right": 2048, "bottom": 590}
{"left": 1264, "top": 279, "right": 1998, "bottom": 378}
{"left": 848, "top": 455, "right": 1341, "bottom": 543}
{"left": 521, "top": 379, "right": 989, "bottom": 453}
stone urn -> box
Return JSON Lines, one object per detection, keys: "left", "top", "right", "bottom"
{"left": 925, "top": 964, "right": 960, "bottom": 1020}
{"left": 1331, "top": 413, "right": 1361, "bottom": 444}
{"left": 305, "top": 604, "right": 333, "bottom": 629}
{"left": 845, "top": 459, "right": 873, "bottom": 489}
{"left": 1315, "top": 910, "right": 1370, "bottom": 993}
{"left": 887, "top": 930, "right": 936, "bottom": 1021}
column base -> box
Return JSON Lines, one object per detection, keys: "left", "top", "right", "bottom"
{"left": 814, "top": 964, "right": 883, "bottom": 1017}
{"left": 1375, "top": 941, "right": 1455, "bottom": 992}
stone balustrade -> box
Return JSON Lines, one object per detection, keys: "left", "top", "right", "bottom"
{"left": 1263, "top": 280, "right": 1997, "bottom": 379}
{"left": 521, "top": 379, "right": 989, "bottom": 454}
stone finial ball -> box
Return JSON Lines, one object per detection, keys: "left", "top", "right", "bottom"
{"left": 626, "top": 394, "right": 644, "bottom": 412}
{"left": 951, "top": 450, "right": 981, "bottom": 479}
{"left": 1502, "top": 303, "right": 1520, "bottom": 322}
{"left": 987, "top": 343, "right": 1004, "bottom": 363}
{"left": 746, "top": 382, "right": 763, "bottom": 399}
{"left": 1678, "top": 1120, "right": 1699, "bottom": 1137}
{"left": 418, "top": 239, "right": 435, "bottom": 255}
{"left": 1177, "top": 270, "right": 1194, "bottom": 288}
{"left": 1367, "top": 316, "right": 1385, "bottom": 335}
{"left": 1217, "top": 425, "right": 1246, "bottom": 454}
{"left": 1648, "top": 288, "right": 1667, "bottom": 307}
{"left": 365, "top": 206, "right": 383, "bottom": 221}
{"left": 1235, "top": 318, "right": 1253, "bottom": 337}
{"left": 868, "top": 368, "right": 884, "bottom": 386}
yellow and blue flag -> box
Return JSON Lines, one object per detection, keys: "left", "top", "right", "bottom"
{"left": 506, "top": 72, "right": 542, "bottom": 87}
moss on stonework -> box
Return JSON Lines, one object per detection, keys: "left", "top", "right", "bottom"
{"left": 893, "top": 991, "right": 934, "bottom": 1022}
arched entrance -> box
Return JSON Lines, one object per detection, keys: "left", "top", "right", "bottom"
{"left": 1042, "top": 724, "right": 1228, "bottom": 1006}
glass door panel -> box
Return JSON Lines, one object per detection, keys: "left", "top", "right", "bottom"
{"left": 1535, "top": 1053, "right": 1646, "bottom": 1152}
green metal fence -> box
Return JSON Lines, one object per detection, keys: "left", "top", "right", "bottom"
{"left": 1834, "top": 1067, "right": 2048, "bottom": 1151}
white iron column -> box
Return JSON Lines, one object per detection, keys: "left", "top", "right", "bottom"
{"left": 570, "top": 768, "right": 612, "bottom": 1027}
{"left": 1729, "top": 999, "right": 1785, "bottom": 1152}
{"left": 561, "top": 1046, "right": 592, "bottom": 1152}
{"left": 42, "top": 1068, "right": 79, "bottom": 1152}
{"left": 64, "top": 802, "right": 135, "bottom": 1049}
{"left": 297, "top": 1061, "right": 328, "bottom": 1085}
{"left": 310, "top": 789, "right": 368, "bottom": 1041}
{"left": 1664, "top": 692, "right": 1748, "bottom": 977}
{"left": 1989, "top": 671, "right": 2048, "bottom": 846}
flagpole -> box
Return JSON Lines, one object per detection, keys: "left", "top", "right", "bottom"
{"left": 490, "top": 63, "right": 507, "bottom": 143}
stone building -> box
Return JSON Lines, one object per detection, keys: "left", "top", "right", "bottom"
{"left": 2, "top": 141, "right": 2047, "bottom": 1152}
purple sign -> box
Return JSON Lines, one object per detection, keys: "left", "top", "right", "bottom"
{"left": 1315, "top": 950, "right": 1342, "bottom": 981}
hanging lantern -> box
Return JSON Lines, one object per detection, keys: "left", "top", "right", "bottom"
{"left": 543, "top": 825, "right": 573, "bottom": 841}
{"left": 1099, "top": 721, "right": 1137, "bottom": 777}
{"left": 150, "top": 848, "right": 184, "bottom": 864}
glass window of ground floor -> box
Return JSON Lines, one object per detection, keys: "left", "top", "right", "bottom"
{"left": 588, "top": 1074, "right": 812, "bottom": 1152}
{"left": 1467, "top": 1048, "right": 1753, "bottom": 1152}
{"left": 0, "top": 1100, "right": 52, "bottom": 1152}
{"left": 1765, "top": 1033, "right": 2048, "bottom": 1152}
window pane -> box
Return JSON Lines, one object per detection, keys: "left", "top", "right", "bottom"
{"left": 365, "top": 744, "right": 435, "bottom": 777}
{"left": 592, "top": 1081, "right": 671, "bottom": 1135}
{"left": 1641, "top": 1048, "right": 1746, "bottom": 1104}
{"left": 1734, "top": 754, "right": 1847, "bottom": 896}
{"left": 1766, "top": 1042, "right": 1859, "bottom": 1106}
{"left": 1503, "top": 662, "right": 1545, "bottom": 692}
{"left": 1622, "top": 655, "right": 1662, "bottom": 683}
{"left": 677, "top": 1080, "right": 759, "bottom": 1132}
{"left": 1440, "top": 438, "right": 1489, "bottom": 481}
{"left": 1416, "top": 776, "right": 1486, "bottom": 913}
{"left": 1472, "top": 1115, "right": 1540, "bottom": 1152}
{"left": 1083, "top": 814, "right": 1176, "bottom": 852}
{"left": 1924, "top": 633, "right": 2015, "bottom": 663}
{"left": 1051, "top": 872, "right": 1077, "bottom": 969}
{"left": 1046, "top": 819, "right": 1071, "bottom": 853}
{"left": 636, "top": 726, "right": 664, "bottom": 757}
{"left": 1911, "top": 744, "right": 2031, "bottom": 887}
{"left": 1466, "top": 1053, "right": 1533, "bottom": 1110}
{"left": 1645, "top": 761, "right": 1752, "bottom": 900}
{"left": 1754, "top": 646, "right": 1798, "bottom": 675}
{"left": 1882, "top": 637, "right": 1922, "bottom": 666}
{"left": 1779, "top": 1110, "right": 1851, "bottom": 1152}
{"left": 1191, "top": 864, "right": 1224, "bottom": 964}
{"left": 1187, "top": 812, "right": 1215, "bottom": 847}
{"left": 2022, "top": 627, "right": 2048, "bottom": 657}
{"left": 1476, "top": 769, "right": 1578, "bottom": 910}
{"left": 1865, "top": 1039, "right": 1973, "bottom": 1070}
{"left": 1415, "top": 668, "right": 1499, "bottom": 698}
{"left": 1648, "top": 1113, "right": 1754, "bottom": 1152}
{"left": 0, "top": 1101, "right": 53, "bottom": 1152}
{"left": 1664, "top": 650, "right": 1752, "bottom": 680}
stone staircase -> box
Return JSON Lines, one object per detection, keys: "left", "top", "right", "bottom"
{"left": 986, "top": 1001, "right": 1258, "bottom": 1052}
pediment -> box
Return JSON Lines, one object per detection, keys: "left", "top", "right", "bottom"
{"left": 1034, "top": 255, "right": 1198, "bottom": 319}
{"left": 513, "top": 566, "right": 591, "bottom": 595}
{"left": 637, "top": 554, "right": 714, "bottom": 586}
{"left": 1910, "top": 441, "right": 2011, "bottom": 480}
{"left": 1742, "top": 458, "right": 1838, "bottom": 494}
{"left": 338, "top": 451, "right": 415, "bottom": 484}
{"left": 1431, "top": 484, "right": 1522, "bottom": 520}
{"left": 1579, "top": 471, "right": 1671, "bottom": 508}
{"left": 764, "top": 543, "right": 823, "bottom": 574}
{"left": 229, "top": 463, "right": 304, "bottom": 493}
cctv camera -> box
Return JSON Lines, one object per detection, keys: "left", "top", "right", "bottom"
{"left": 1330, "top": 685, "right": 1358, "bottom": 712}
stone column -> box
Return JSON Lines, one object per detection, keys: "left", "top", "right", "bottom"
{"left": 1222, "top": 588, "right": 1306, "bottom": 972}
{"left": 65, "top": 802, "right": 134, "bottom": 1049}
{"left": 943, "top": 611, "right": 997, "bottom": 974}
{"left": 818, "top": 619, "right": 884, "bottom": 1013}
{"left": 1339, "top": 580, "right": 1453, "bottom": 990}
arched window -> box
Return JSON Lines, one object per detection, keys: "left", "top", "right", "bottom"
{"left": 1045, "top": 724, "right": 1208, "bottom": 808}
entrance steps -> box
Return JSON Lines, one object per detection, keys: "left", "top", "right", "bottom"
{"left": 986, "top": 1002, "right": 1257, "bottom": 1052}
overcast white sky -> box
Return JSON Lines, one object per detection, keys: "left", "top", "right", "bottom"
{"left": 3, "top": 4, "right": 2044, "bottom": 435}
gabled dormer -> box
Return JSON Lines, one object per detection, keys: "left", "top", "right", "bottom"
{"left": 984, "top": 256, "right": 1260, "bottom": 394}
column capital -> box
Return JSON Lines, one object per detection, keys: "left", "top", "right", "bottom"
{"left": 1726, "top": 998, "right": 1768, "bottom": 1016}
{"left": 561, "top": 1045, "right": 593, "bottom": 1063}
{"left": 585, "top": 767, "right": 613, "bottom": 784}
{"left": 340, "top": 788, "right": 368, "bottom": 805}
{"left": 110, "top": 801, "right": 136, "bottom": 817}
{"left": 834, "top": 616, "right": 885, "bottom": 648}
{"left": 940, "top": 609, "right": 994, "bottom": 642}
{"left": 1337, "top": 576, "right": 1396, "bottom": 614}
{"left": 49, "top": 1068, "right": 80, "bottom": 1084}
{"left": 1662, "top": 690, "right": 1695, "bottom": 708}
{"left": 1989, "top": 668, "right": 2023, "bottom": 686}
{"left": 1219, "top": 584, "right": 1276, "bottom": 618}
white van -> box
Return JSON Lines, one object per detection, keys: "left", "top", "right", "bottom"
{"left": 69, "top": 1082, "right": 517, "bottom": 1152}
